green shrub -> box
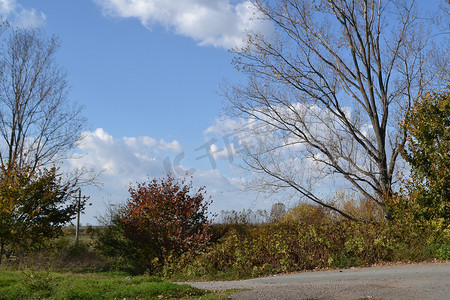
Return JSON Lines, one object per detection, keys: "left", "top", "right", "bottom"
{"left": 173, "top": 200, "right": 448, "bottom": 280}
{"left": 93, "top": 216, "right": 137, "bottom": 273}
{"left": 403, "top": 90, "right": 450, "bottom": 220}
{"left": 91, "top": 194, "right": 449, "bottom": 280}
{"left": 20, "top": 269, "right": 56, "bottom": 298}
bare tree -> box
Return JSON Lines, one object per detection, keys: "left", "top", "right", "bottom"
{"left": 0, "top": 23, "right": 86, "bottom": 172}
{"left": 270, "top": 202, "right": 287, "bottom": 222}
{"left": 225, "top": 0, "right": 449, "bottom": 220}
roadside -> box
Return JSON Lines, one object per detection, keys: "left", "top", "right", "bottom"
{"left": 184, "top": 261, "right": 450, "bottom": 299}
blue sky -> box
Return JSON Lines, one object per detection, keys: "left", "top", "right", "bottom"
{"left": 0, "top": 0, "right": 276, "bottom": 224}
{"left": 0, "top": 0, "right": 444, "bottom": 225}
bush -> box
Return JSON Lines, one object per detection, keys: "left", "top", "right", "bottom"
{"left": 95, "top": 176, "right": 214, "bottom": 275}
{"left": 173, "top": 200, "right": 449, "bottom": 280}
{"left": 94, "top": 211, "right": 138, "bottom": 273}
{"left": 93, "top": 191, "right": 449, "bottom": 279}
{"left": 403, "top": 90, "right": 450, "bottom": 219}
{"left": 0, "top": 166, "right": 80, "bottom": 264}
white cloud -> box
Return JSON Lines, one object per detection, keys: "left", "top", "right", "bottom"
{"left": 70, "top": 128, "right": 181, "bottom": 176}
{"left": 189, "top": 168, "right": 273, "bottom": 217}
{"left": 209, "top": 142, "right": 239, "bottom": 161}
{"left": 193, "top": 169, "right": 233, "bottom": 191}
{"left": 66, "top": 128, "right": 187, "bottom": 224}
{"left": 93, "top": 0, "right": 271, "bottom": 49}
{"left": 204, "top": 117, "right": 244, "bottom": 136}
{"left": 203, "top": 103, "right": 379, "bottom": 204}
{"left": 202, "top": 117, "right": 247, "bottom": 163}
{"left": 14, "top": 8, "right": 46, "bottom": 27}
{"left": 0, "top": 0, "right": 46, "bottom": 27}
{"left": 65, "top": 128, "right": 266, "bottom": 224}
{"left": 0, "top": 0, "right": 15, "bottom": 15}
{"left": 158, "top": 139, "right": 183, "bottom": 153}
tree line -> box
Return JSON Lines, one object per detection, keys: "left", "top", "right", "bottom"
{"left": 0, "top": 0, "right": 449, "bottom": 266}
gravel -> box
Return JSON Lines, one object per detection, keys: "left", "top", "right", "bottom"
{"left": 183, "top": 261, "right": 450, "bottom": 299}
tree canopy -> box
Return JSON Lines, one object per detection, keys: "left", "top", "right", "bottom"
{"left": 0, "top": 22, "right": 85, "bottom": 172}
{"left": 225, "top": 0, "right": 449, "bottom": 220}
{"left": 403, "top": 89, "right": 450, "bottom": 220}
{"left": 118, "top": 176, "right": 213, "bottom": 273}
{"left": 0, "top": 165, "right": 79, "bottom": 263}
{"left": 0, "top": 23, "right": 88, "bottom": 263}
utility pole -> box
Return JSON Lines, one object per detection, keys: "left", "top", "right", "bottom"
{"left": 75, "top": 189, "right": 90, "bottom": 246}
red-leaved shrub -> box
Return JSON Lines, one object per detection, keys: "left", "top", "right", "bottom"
{"left": 119, "top": 176, "right": 213, "bottom": 273}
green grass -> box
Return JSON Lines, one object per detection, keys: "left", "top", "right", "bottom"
{"left": 0, "top": 270, "right": 227, "bottom": 299}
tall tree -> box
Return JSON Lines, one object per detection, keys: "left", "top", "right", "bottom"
{"left": 0, "top": 23, "right": 85, "bottom": 171}
{"left": 403, "top": 90, "right": 449, "bottom": 220}
{"left": 0, "top": 165, "right": 79, "bottom": 263}
{"left": 225, "top": 0, "right": 449, "bottom": 220}
{"left": 0, "top": 23, "right": 89, "bottom": 263}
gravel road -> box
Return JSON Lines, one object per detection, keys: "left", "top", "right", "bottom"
{"left": 184, "top": 261, "right": 450, "bottom": 299}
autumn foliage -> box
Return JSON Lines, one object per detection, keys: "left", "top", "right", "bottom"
{"left": 118, "top": 176, "right": 213, "bottom": 272}
{"left": 0, "top": 165, "right": 79, "bottom": 263}
{"left": 403, "top": 90, "right": 450, "bottom": 220}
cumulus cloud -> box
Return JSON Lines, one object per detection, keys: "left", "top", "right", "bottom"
{"left": 188, "top": 168, "right": 272, "bottom": 217}
{"left": 0, "top": 0, "right": 14, "bottom": 14}
{"left": 209, "top": 143, "right": 235, "bottom": 161}
{"left": 93, "top": 0, "right": 271, "bottom": 49}
{"left": 0, "top": 0, "right": 46, "bottom": 27}
{"left": 70, "top": 128, "right": 182, "bottom": 177}
{"left": 202, "top": 103, "right": 374, "bottom": 203}
{"left": 202, "top": 117, "right": 246, "bottom": 163}
{"left": 204, "top": 117, "right": 244, "bottom": 136}
{"left": 66, "top": 128, "right": 187, "bottom": 223}
{"left": 65, "top": 128, "right": 261, "bottom": 224}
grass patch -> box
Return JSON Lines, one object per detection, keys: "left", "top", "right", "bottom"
{"left": 0, "top": 270, "right": 222, "bottom": 299}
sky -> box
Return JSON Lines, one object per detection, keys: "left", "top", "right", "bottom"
{"left": 0, "top": 0, "right": 445, "bottom": 225}
{"left": 0, "top": 0, "right": 277, "bottom": 225}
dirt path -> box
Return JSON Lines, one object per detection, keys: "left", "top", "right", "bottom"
{"left": 185, "top": 261, "right": 450, "bottom": 299}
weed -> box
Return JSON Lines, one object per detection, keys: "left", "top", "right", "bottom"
{"left": 21, "top": 269, "right": 56, "bottom": 298}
